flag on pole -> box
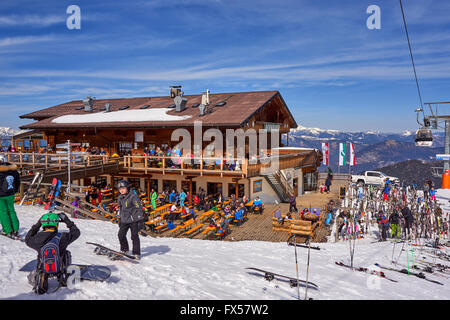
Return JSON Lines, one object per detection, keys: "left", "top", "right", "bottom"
{"left": 339, "top": 143, "right": 346, "bottom": 166}
{"left": 349, "top": 143, "right": 356, "bottom": 166}
{"left": 321, "top": 142, "right": 329, "bottom": 166}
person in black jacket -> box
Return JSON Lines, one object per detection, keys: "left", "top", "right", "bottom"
{"left": 0, "top": 155, "right": 21, "bottom": 238}
{"left": 25, "top": 211, "right": 80, "bottom": 292}
{"left": 401, "top": 205, "right": 414, "bottom": 239}
{"left": 117, "top": 180, "right": 145, "bottom": 259}
{"left": 389, "top": 209, "right": 401, "bottom": 239}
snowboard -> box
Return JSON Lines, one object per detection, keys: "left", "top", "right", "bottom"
{"left": 246, "top": 267, "right": 318, "bottom": 289}
{"left": 19, "top": 259, "right": 111, "bottom": 282}
{"left": 86, "top": 242, "right": 137, "bottom": 261}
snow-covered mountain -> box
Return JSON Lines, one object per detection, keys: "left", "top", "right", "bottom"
{"left": 286, "top": 124, "right": 445, "bottom": 173}
{"left": 287, "top": 124, "right": 444, "bottom": 148}
{"left": 0, "top": 127, "right": 23, "bottom": 137}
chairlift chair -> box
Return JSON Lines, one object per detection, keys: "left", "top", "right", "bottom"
{"left": 415, "top": 127, "right": 433, "bottom": 147}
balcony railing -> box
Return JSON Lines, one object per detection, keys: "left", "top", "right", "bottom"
{"left": 122, "top": 155, "right": 248, "bottom": 177}
{"left": 0, "top": 152, "right": 111, "bottom": 170}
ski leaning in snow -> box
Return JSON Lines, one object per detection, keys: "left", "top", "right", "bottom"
{"left": 86, "top": 242, "right": 137, "bottom": 261}
{"left": 19, "top": 172, "right": 40, "bottom": 206}
{"left": 374, "top": 263, "right": 444, "bottom": 285}
{"left": 44, "top": 178, "right": 59, "bottom": 210}
{"left": 335, "top": 261, "right": 398, "bottom": 282}
{"left": 245, "top": 267, "right": 319, "bottom": 289}
{"left": 19, "top": 259, "right": 111, "bottom": 282}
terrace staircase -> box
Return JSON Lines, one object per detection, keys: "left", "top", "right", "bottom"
{"left": 263, "top": 171, "right": 293, "bottom": 203}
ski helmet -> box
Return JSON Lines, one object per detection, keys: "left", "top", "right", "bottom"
{"left": 40, "top": 212, "right": 60, "bottom": 228}
{"left": 117, "top": 180, "right": 129, "bottom": 189}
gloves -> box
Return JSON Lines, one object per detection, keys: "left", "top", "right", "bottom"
{"left": 58, "top": 213, "right": 71, "bottom": 224}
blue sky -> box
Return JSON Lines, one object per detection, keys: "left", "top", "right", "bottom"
{"left": 0, "top": 0, "right": 449, "bottom": 132}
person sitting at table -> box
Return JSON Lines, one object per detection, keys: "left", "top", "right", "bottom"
{"left": 300, "top": 207, "right": 309, "bottom": 219}
{"left": 189, "top": 208, "right": 197, "bottom": 220}
{"left": 238, "top": 202, "right": 248, "bottom": 219}
{"left": 252, "top": 196, "right": 263, "bottom": 212}
{"left": 234, "top": 207, "right": 244, "bottom": 225}
{"left": 193, "top": 194, "right": 200, "bottom": 209}
{"left": 223, "top": 205, "right": 231, "bottom": 217}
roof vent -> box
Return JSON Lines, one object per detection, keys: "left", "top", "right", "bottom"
{"left": 140, "top": 104, "right": 150, "bottom": 109}
{"left": 105, "top": 103, "right": 111, "bottom": 112}
{"left": 119, "top": 105, "right": 130, "bottom": 110}
{"left": 215, "top": 101, "right": 226, "bottom": 107}
{"left": 83, "top": 96, "right": 95, "bottom": 112}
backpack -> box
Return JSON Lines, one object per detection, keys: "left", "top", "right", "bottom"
{"left": 33, "top": 233, "right": 69, "bottom": 294}
{"left": 40, "top": 233, "right": 63, "bottom": 275}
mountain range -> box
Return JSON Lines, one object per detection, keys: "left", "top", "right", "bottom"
{"left": 284, "top": 124, "right": 445, "bottom": 174}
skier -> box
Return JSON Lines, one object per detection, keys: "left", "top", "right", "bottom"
{"left": 377, "top": 210, "right": 389, "bottom": 241}
{"left": 0, "top": 155, "right": 21, "bottom": 238}
{"left": 401, "top": 205, "right": 415, "bottom": 240}
{"left": 25, "top": 212, "right": 80, "bottom": 294}
{"left": 117, "top": 180, "right": 146, "bottom": 260}
{"left": 389, "top": 208, "right": 402, "bottom": 239}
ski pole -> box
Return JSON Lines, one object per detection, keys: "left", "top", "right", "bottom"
{"left": 293, "top": 234, "right": 301, "bottom": 300}
{"left": 304, "top": 235, "right": 311, "bottom": 300}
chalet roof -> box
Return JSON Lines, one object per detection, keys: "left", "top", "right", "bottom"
{"left": 19, "top": 91, "right": 297, "bottom": 130}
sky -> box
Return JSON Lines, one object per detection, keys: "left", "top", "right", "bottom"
{"left": 0, "top": 0, "right": 449, "bottom": 132}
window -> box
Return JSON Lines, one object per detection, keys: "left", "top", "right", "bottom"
{"left": 95, "top": 176, "right": 107, "bottom": 188}
{"left": 229, "top": 183, "right": 245, "bottom": 198}
{"left": 163, "top": 180, "right": 177, "bottom": 192}
{"left": 207, "top": 182, "right": 222, "bottom": 196}
{"left": 128, "top": 178, "right": 141, "bottom": 191}
{"left": 303, "top": 172, "right": 318, "bottom": 192}
{"left": 118, "top": 142, "right": 132, "bottom": 155}
{"left": 181, "top": 181, "right": 196, "bottom": 194}
{"left": 140, "top": 105, "right": 151, "bottom": 109}
{"left": 119, "top": 105, "right": 130, "bottom": 110}
{"left": 253, "top": 180, "right": 263, "bottom": 193}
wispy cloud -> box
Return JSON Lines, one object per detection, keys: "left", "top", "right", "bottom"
{"left": 0, "top": 14, "right": 65, "bottom": 27}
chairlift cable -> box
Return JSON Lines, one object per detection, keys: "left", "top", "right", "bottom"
{"left": 399, "top": 0, "right": 426, "bottom": 113}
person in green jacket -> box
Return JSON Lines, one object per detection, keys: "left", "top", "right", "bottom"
{"left": 151, "top": 188, "right": 158, "bottom": 210}
{"left": 0, "top": 155, "right": 21, "bottom": 238}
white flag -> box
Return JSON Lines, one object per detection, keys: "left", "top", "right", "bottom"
{"left": 339, "top": 143, "right": 346, "bottom": 166}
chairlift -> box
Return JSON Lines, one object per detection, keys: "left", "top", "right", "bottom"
{"left": 415, "top": 127, "right": 433, "bottom": 147}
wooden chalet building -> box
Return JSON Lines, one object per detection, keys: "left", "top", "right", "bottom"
{"left": 19, "top": 88, "right": 322, "bottom": 203}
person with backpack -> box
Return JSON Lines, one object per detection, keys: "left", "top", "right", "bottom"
{"left": 25, "top": 212, "right": 80, "bottom": 294}
{"left": 377, "top": 211, "right": 389, "bottom": 241}
{"left": 117, "top": 180, "right": 145, "bottom": 260}
{"left": 0, "top": 155, "right": 21, "bottom": 238}
{"left": 401, "top": 205, "right": 414, "bottom": 240}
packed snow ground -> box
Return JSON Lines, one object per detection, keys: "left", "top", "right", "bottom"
{"left": 1, "top": 195, "right": 450, "bottom": 300}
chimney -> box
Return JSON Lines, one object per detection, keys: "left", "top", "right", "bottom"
{"left": 83, "top": 96, "right": 94, "bottom": 112}
{"left": 105, "top": 103, "right": 111, "bottom": 112}
{"left": 170, "top": 85, "right": 187, "bottom": 112}
{"left": 199, "top": 89, "right": 210, "bottom": 116}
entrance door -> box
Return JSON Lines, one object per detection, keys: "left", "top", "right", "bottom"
{"left": 207, "top": 182, "right": 223, "bottom": 196}
{"left": 293, "top": 178, "right": 298, "bottom": 196}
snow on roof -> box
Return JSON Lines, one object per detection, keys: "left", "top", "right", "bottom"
{"left": 51, "top": 108, "right": 192, "bottom": 124}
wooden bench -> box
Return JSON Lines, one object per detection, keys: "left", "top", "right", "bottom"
{"left": 202, "top": 226, "right": 217, "bottom": 239}
{"left": 154, "top": 223, "right": 168, "bottom": 233}
{"left": 185, "top": 223, "right": 205, "bottom": 237}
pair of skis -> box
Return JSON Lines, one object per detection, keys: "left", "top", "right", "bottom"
{"left": 44, "top": 178, "right": 62, "bottom": 211}
{"left": 374, "top": 263, "right": 444, "bottom": 285}
{"left": 19, "top": 172, "right": 44, "bottom": 206}
{"left": 335, "top": 261, "right": 398, "bottom": 282}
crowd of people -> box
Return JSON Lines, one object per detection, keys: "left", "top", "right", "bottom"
{"left": 334, "top": 179, "right": 449, "bottom": 243}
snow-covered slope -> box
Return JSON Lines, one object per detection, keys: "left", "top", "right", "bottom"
{"left": 0, "top": 204, "right": 449, "bottom": 300}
